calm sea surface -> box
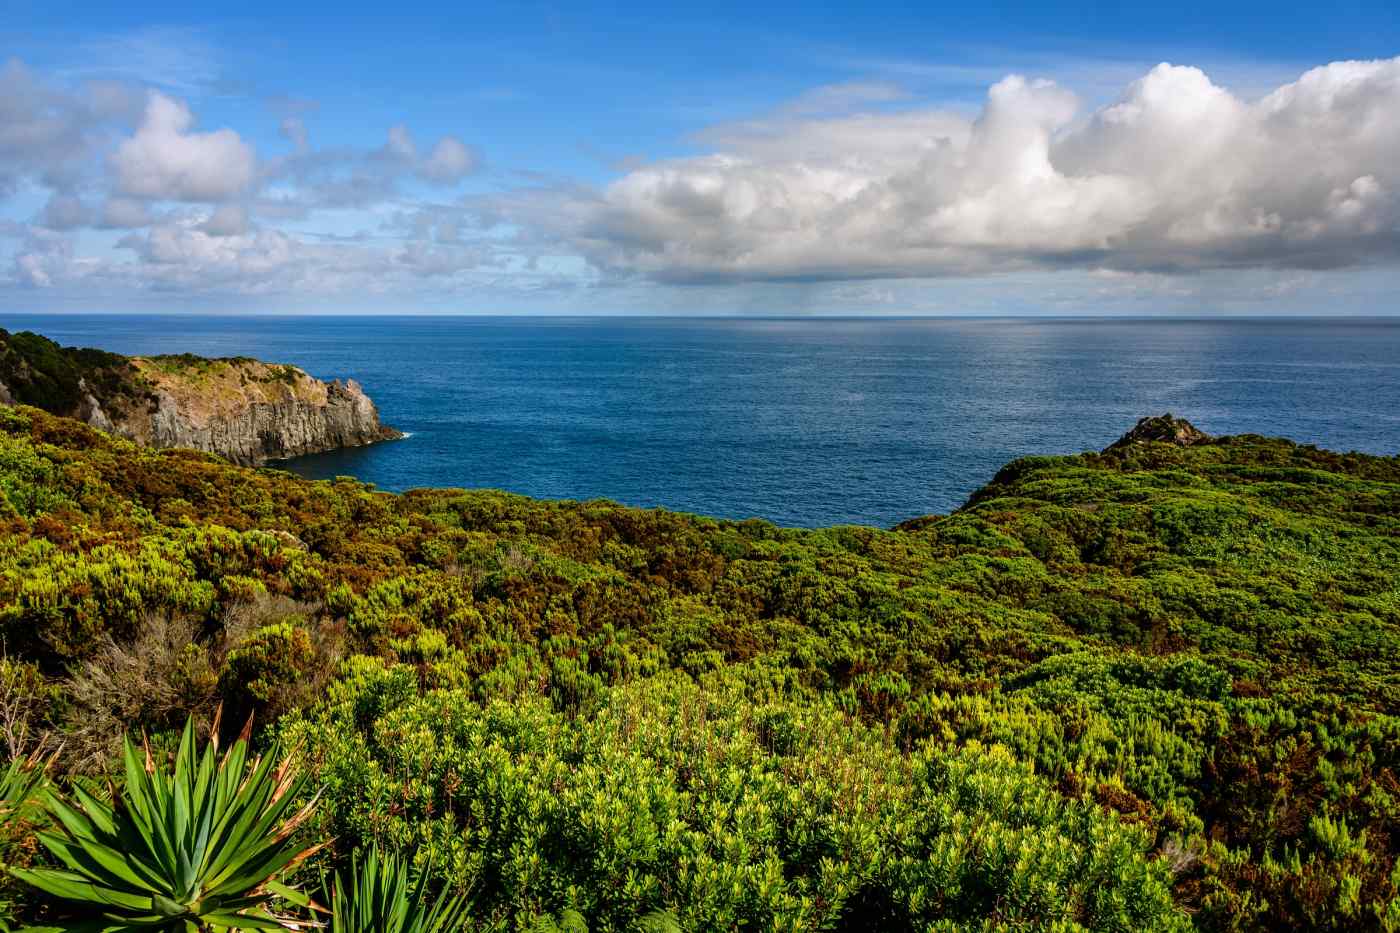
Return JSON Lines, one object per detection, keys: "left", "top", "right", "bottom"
{"left": 5, "top": 315, "right": 1399, "bottom": 527}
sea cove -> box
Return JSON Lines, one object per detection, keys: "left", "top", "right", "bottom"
{"left": 10, "top": 314, "right": 1400, "bottom": 526}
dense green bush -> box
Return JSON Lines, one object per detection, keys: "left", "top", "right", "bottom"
{"left": 286, "top": 668, "right": 1186, "bottom": 931}
{"left": 0, "top": 403, "right": 1397, "bottom": 929}
{"left": 0, "top": 330, "right": 146, "bottom": 415}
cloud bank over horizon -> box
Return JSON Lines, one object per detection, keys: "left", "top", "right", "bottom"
{"left": 534, "top": 59, "right": 1400, "bottom": 284}
{"left": 1, "top": 49, "right": 1399, "bottom": 310}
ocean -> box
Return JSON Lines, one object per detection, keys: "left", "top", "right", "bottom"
{"left": 5, "top": 315, "right": 1399, "bottom": 528}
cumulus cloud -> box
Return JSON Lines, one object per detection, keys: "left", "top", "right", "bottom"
{"left": 259, "top": 123, "right": 480, "bottom": 220}
{"left": 374, "top": 124, "right": 479, "bottom": 184}
{"left": 5, "top": 55, "right": 480, "bottom": 241}
{"left": 1, "top": 57, "right": 490, "bottom": 301}
{"left": 9, "top": 227, "right": 83, "bottom": 288}
{"left": 7, "top": 209, "right": 501, "bottom": 297}
{"left": 524, "top": 58, "right": 1400, "bottom": 282}
{"left": 109, "top": 221, "right": 392, "bottom": 293}
{"left": 198, "top": 202, "right": 250, "bottom": 236}
{"left": 418, "top": 136, "right": 478, "bottom": 182}
{"left": 1, "top": 60, "right": 80, "bottom": 179}
{"left": 8, "top": 50, "right": 1397, "bottom": 306}
{"left": 110, "top": 92, "right": 256, "bottom": 201}
{"left": 382, "top": 124, "right": 417, "bottom": 162}
{"left": 0, "top": 58, "right": 138, "bottom": 195}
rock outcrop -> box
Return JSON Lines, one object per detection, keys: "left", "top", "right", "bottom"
{"left": 120, "top": 357, "right": 402, "bottom": 464}
{"left": 0, "top": 330, "right": 401, "bottom": 464}
{"left": 1105, "top": 414, "right": 1213, "bottom": 452}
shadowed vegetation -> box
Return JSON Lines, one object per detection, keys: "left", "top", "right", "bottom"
{"left": 0, "top": 330, "right": 152, "bottom": 416}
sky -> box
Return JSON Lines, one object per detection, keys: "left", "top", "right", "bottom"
{"left": 2, "top": 0, "right": 1399, "bottom": 315}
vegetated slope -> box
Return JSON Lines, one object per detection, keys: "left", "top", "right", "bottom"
{"left": 0, "top": 404, "right": 1397, "bottom": 930}
{"left": 0, "top": 328, "right": 400, "bottom": 464}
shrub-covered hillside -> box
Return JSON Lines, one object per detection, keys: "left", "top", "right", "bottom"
{"left": 0, "top": 404, "right": 1397, "bottom": 930}
{"left": 0, "top": 329, "right": 151, "bottom": 415}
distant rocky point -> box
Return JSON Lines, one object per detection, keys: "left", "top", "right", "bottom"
{"left": 0, "top": 329, "right": 401, "bottom": 465}
{"left": 1105, "top": 413, "right": 1213, "bottom": 452}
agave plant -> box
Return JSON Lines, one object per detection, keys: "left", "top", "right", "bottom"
{"left": 10, "top": 717, "right": 323, "bottom": 931}
{"left": 324, "top": 847, "right": 468, "bottom": 933}
{"left": 1, "top": 753, "right": 50, "bottom": 931}
{"left": 0, "top": 753, "right": 47, "bottom": 832}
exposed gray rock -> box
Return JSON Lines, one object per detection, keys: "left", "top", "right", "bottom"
{"left": 1105, "top": 414, "right": 1213, "bottom": 452}
{"left": 119, "top": 363, "right": 402, "bottom": 465}
{"left": 75, "top": 378, "right": 116, "bottom": 433}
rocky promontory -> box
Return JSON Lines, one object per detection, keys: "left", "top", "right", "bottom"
{"left": 0, "top": 329, "right": 401, "bottom": 464}
{"left": 1104, "top": 413, "right": 1214, "bottom": 451}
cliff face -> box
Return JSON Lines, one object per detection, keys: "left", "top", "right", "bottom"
{"left": 122, "top": 357, "right": 402, "bottom": 464}
{"left": 0, "top": 330, "right": 401, "bottom": 464}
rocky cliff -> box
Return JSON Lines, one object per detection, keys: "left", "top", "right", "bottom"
{"left": 0, "top": 329, "right": 401, "bottom": 464}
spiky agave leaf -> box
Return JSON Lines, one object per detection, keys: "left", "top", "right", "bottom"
{"left": 8, "top": 719, "right": 320, "bottom": 931}
{"left": 326, "top": 846, "right": 468, "bottom": 933}
{"left": 0, "top": 753, "right": 48, "bottom": 833}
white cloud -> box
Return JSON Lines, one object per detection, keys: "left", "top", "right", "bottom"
{"left": 8, "top": 227, "right": 84, "bottom": 288}
{"left": 525, "top": 57, "right": 1400, "bottom": 283}
{"left": 5, "top": 56, "right": 480, "bottom": 250}
{"left": 418, "top": 136, "right": 478, "bottom": 183}
{"left": 99, "top": 197, "right": 153, "bottom": 229}
{"left": 110, "top": 92, "right": 256, "bottom": 201}
{"left": 4, "top": 212, "right": 502, "bottom": 297}
{"left": 112, "top": 221, "right": 391, "bottom": 293}
{"left": 374, "top": 125, "right": 479, "bottom": 184}
{"left": 383, "top": 124, "right": 417, "bottom": 162}
{"left": 6, "top": 50, "right": 1398, "bottom": 309}
{"left": 198, "top": 202, "right": 250, "bottom": 236}
{"left": 0, "top": 57, "right": 121, "bottom": 194}
{"left": 13, "top": 254, "right": 53, "bottom": 287}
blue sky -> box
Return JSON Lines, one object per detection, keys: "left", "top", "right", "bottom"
{"left": 2, "top": 0, "right": 1399, "bottom": 314}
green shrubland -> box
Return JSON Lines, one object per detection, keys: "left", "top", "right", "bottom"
{"left": 0, "top": 402, "right": 1396, "bottom": 929}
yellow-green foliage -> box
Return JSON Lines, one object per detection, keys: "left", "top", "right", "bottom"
{"left": 288, "top": 668, "right": 1187, "bottom": 931}
{"left": 0, "top": 402, "right": 1398, "bottom": 930}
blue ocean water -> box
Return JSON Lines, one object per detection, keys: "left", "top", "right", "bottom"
{"left": 5, "top": 315, "right": 1399, "bottom": 527}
